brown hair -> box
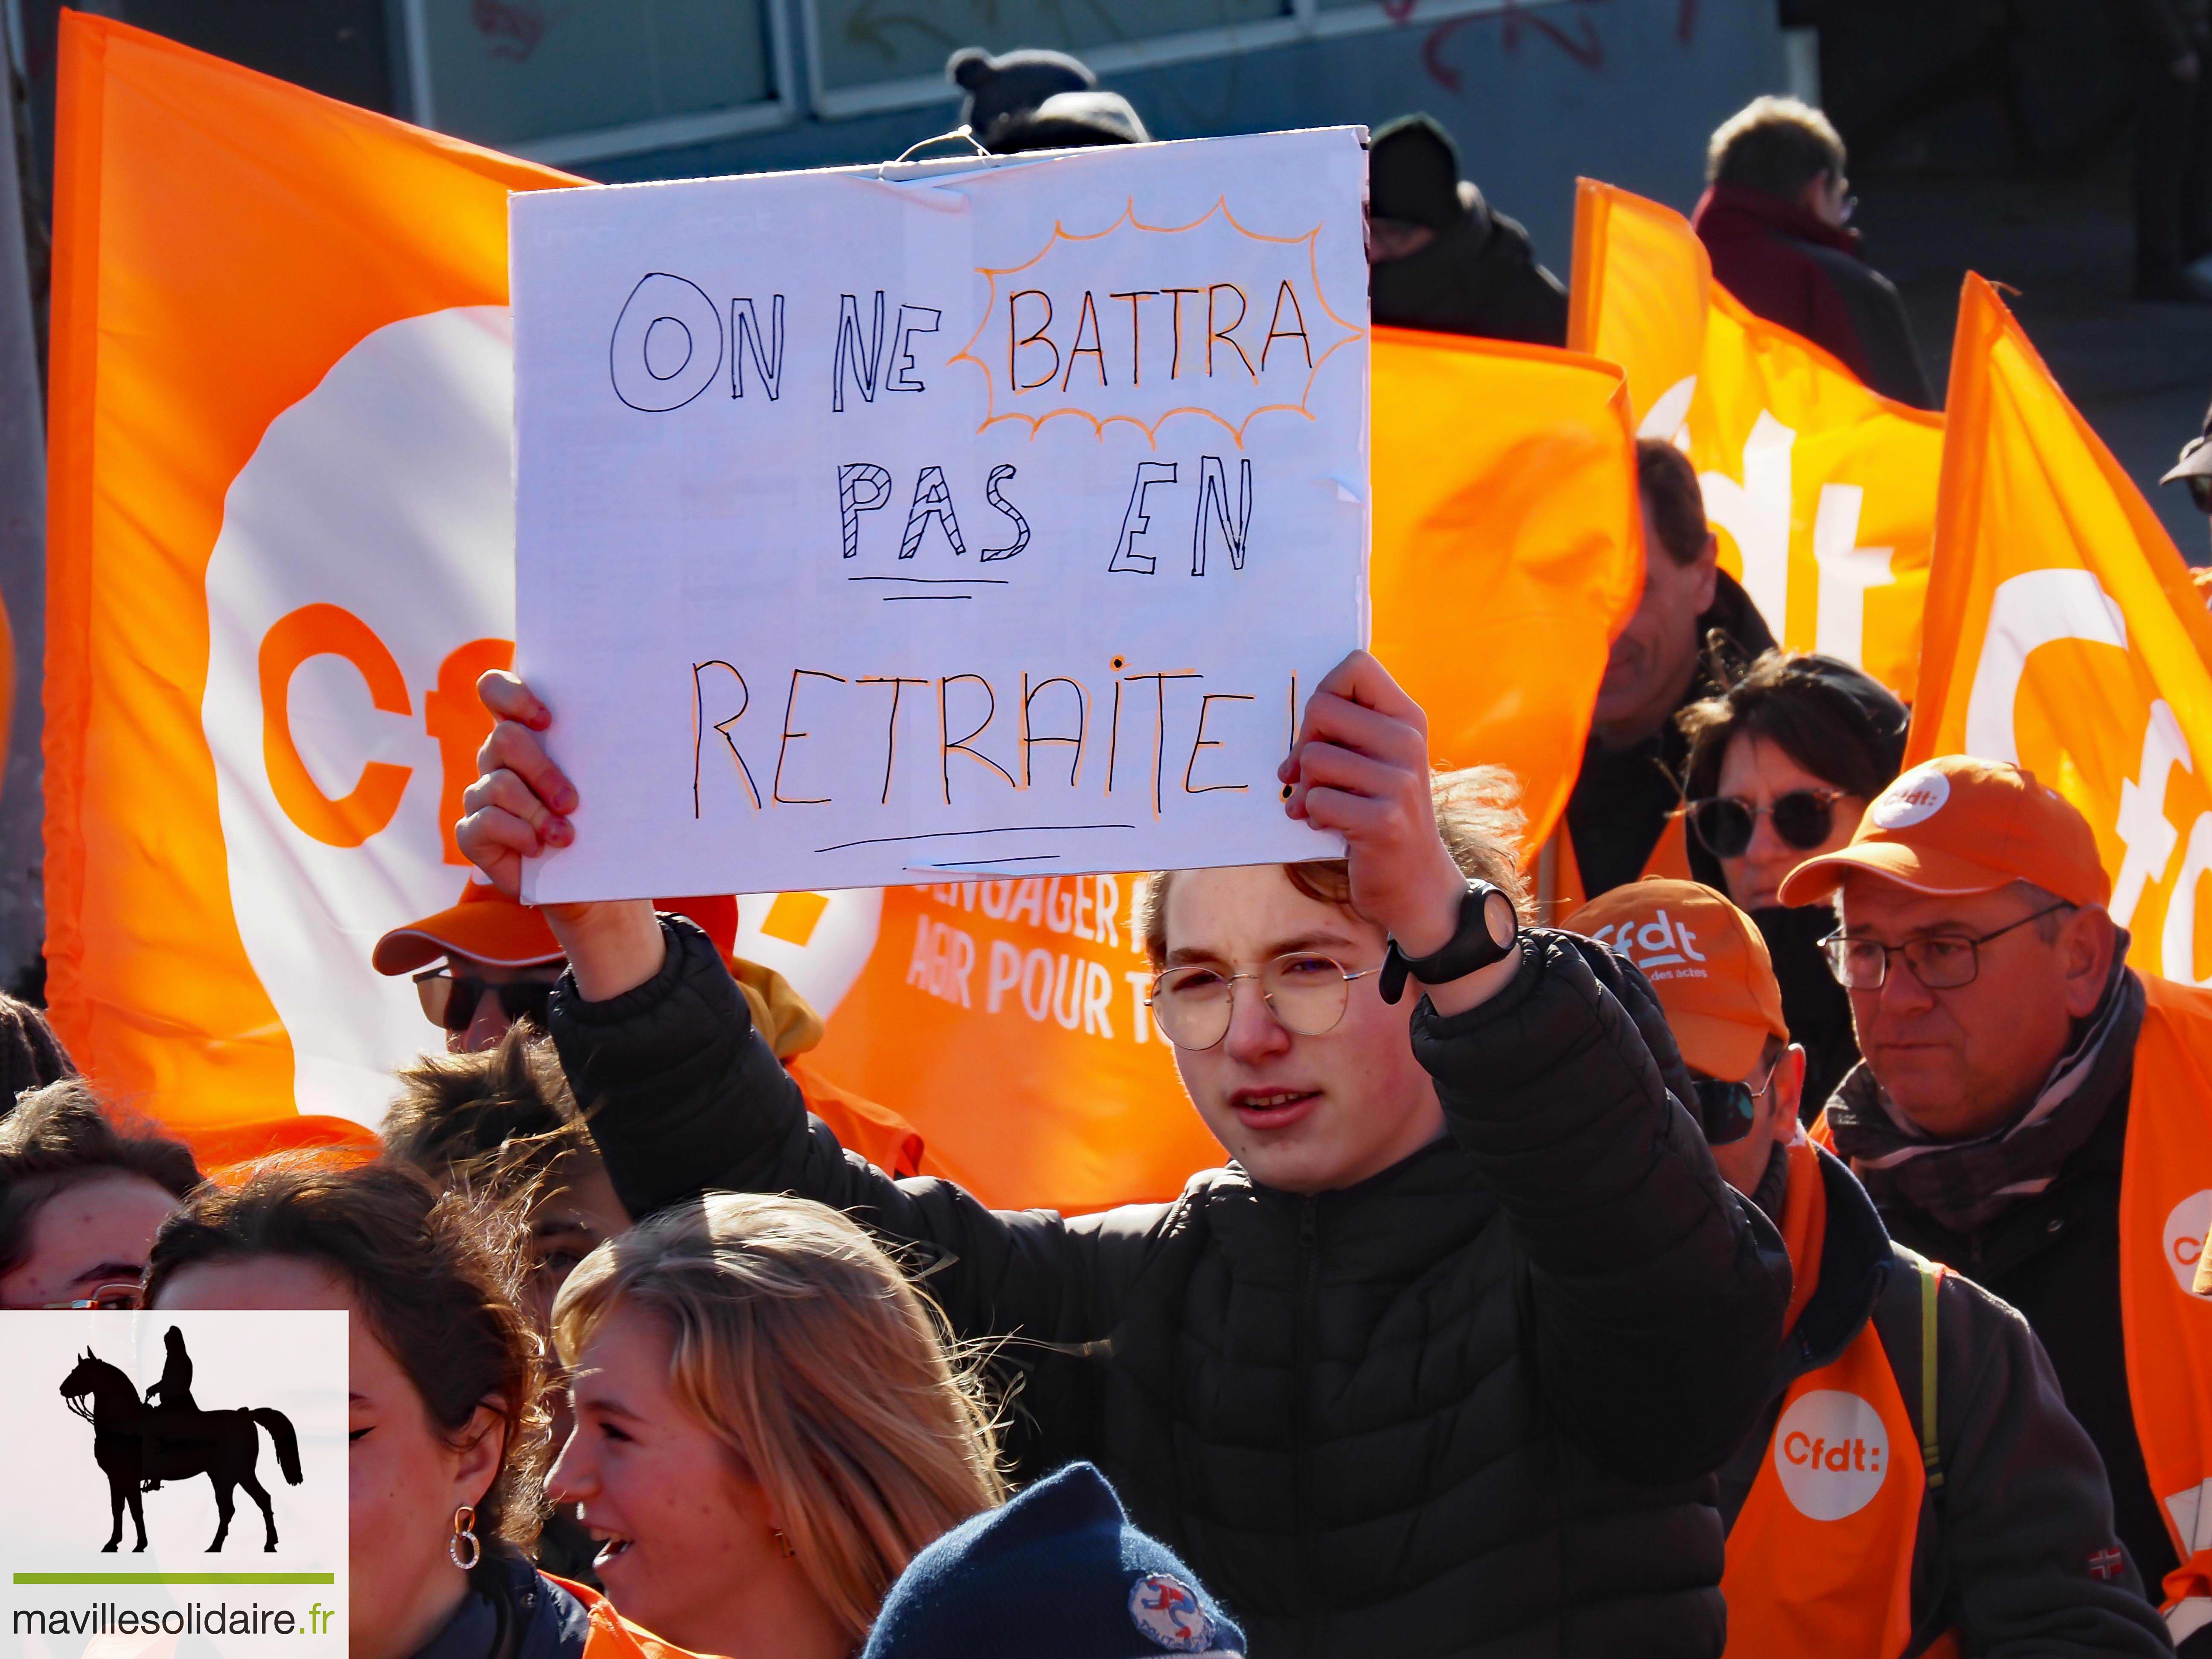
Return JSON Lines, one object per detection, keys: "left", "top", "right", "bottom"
{"left": 1137, "top": 764, "right": 1529, "bottom": 966}
{"left": 383, "top": 1026, "right": 599, "bottom": 1206}
{"left": 0, "top": 996, "right": 76, "bottom": 1120}
{"left": 1707, "top": 95, "right": 1846, "bottom": 198}
{"left": 554, "top": 1194, "right": 1004, "bottom": 1645}
{"left": 0, "top": 1080, "right": 201, "bottom": 1279}
{"left": 1676, "top": 649, "right": 1909, "bottom": 810}
{"left": 1636, "top": 438, "right": 1711, "bottom": 568}
{"left": 143, "top": 1159, "right": 547, "bottom": 1554}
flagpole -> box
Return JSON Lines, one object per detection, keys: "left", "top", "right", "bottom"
{"left": 0, "top": 16, "right": 48, "bottom": 995}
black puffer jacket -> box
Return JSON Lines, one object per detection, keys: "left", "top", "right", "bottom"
{"left": 549, "top": 922, "right": 1790, "bottom": 1658}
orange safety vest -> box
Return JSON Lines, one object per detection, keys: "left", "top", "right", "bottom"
{"left": 1545, "top": 812, "right": 1693, "bottom": 919}
{"left": 1813, "top": 975, "right": 2212, "bottom": 1647}
{"left": 546, "top": 1576, "right": 712, "bottom": 1659}
{"left": 2119, "top": 976, "right": 2212, "bottom": 1642}
{"left": 1722, "top": 1140, "right": 1951, "bottom": 1658}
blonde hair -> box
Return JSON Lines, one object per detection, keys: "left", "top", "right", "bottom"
{"left": 1136, "top": 764, "right": 1530, "bottom": 966}
{"left": 1706, "top": 95, "right": 1845, "bottom": 194}
{"left": 552, "top": 1193, "right": 1004, "bottom": 1643}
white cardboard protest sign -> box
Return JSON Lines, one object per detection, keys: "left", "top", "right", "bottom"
{"left": 512, "top": 127, "right": 1369, "bottom": 898}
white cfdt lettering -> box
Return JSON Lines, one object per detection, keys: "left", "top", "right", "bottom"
{"left": 2114, "top": 700, "right": 2192, "bottom": 930}
{"left": 1770, "top": 1390, "right": 1889, "bottom": 1521}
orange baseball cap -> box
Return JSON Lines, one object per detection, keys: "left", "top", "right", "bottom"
{"left": 1563, "top": 878, "right": 1788, "bottom": 1081}
{"left": 1776, "top": 755, "right": 2109, "bottom": 911}
{"left": 373, "top": 881, "right": 739, "bottom": 975}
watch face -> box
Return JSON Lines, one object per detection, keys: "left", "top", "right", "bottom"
{"left": 1481, "top": 888, "right": 1518, "bottom": 950}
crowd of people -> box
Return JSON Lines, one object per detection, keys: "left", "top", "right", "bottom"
{"left": 7, "top": 52, "right": 2212, "bottom": 1659}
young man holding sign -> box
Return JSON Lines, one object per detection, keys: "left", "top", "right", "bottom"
{"left": 460, "top": 651, "right": 1790, "bottom": 1658}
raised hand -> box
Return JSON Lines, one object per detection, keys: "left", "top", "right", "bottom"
{"left": 1280, "top": 650, "right": 1518, "bottom": 1013}
{"left": 457, "top": 671, "right": 663, "bottom": 1000}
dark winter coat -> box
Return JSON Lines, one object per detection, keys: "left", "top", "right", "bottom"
{"left": 1692, "top": 184, "right": 1936, "bottom": 410}
{"left": 1721, "top": 1145, "right": 2171, "bottom": 1656}
{"left": 412, "top": 1552, "right": 591, "bottom": 1659}
{"left": 1369, "top": 188, "right": 1569, "bottom": 347}
{"left": 548, "top": 920, "right": 1792, "bottom": 1658}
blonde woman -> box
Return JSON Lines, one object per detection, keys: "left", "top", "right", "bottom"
{"left": 548, "top": 1194, "right": 1003, "bottom": 1659}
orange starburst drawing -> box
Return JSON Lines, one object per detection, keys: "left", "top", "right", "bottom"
{"left": 950, "top": 196, "right": 1365, "bottom": 448}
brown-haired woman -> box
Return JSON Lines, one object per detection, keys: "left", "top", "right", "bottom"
{"left": 1677, "top": 648, "right": 1910, "bottom": 1113}
{"left": 548, "top": 1193, "right": 1004, "bottom": 1659}
{"left": 144, "top": 1160, "right": 699, "bottom": 1659}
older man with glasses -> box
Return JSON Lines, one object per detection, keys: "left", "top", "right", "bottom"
{"left": 1783, "top": 754, "right": 2212, "bottom": 1650}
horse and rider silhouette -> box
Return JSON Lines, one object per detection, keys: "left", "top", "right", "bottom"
{"left": 60, "top": 1327, "right": 303, "bottom": 1554}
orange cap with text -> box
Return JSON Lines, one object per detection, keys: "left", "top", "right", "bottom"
{"left": 1777, "top": 755, "right": 2110, "bottom": 911}
{"left": 1562, "top": 878, "right": 1788, "bottom": 1081}
{"left": 373, "top": 881, "right": 739, "bottom": 975}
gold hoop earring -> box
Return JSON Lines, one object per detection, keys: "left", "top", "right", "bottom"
{"left": 449, "top": 1504, "right": 482, "bottom": 1571}
{"left": 773, "top": 1528, "right": 795, "bottom": 1559}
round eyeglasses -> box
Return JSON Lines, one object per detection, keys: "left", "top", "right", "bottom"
{"left": 1686, "top": 789, "right": 1846, "bottom": 859}
{"left": 1147, "top": 953, "right": 1379, "bottom": 1051}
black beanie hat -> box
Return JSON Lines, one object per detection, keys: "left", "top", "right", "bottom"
{"left": 862, "top": 1462, "right": 1246, "bottom": 1659}
{"left": 984, "top": 89, "right": 1150, "bottom": 154}
{"left": 1369, "top": 113, "right": 1468, "bottom": 231}
{"left": 946, "top": 46, "right": 1095, "bottom": 136}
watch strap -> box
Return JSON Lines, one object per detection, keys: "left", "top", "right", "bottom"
{"left": 1380, "top": 881, "right": 1517, "bottom": 1005}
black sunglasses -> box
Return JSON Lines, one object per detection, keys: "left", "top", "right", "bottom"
{"left": 412, "top": 969, "right": 555, "bottom": 1036}
{"left": 2189, "top": 474, "right": 2212, "bottom": 515}
{"left": 1686, "top": 789, "right": 1845, "bottom": 859}
{"left": 1690, "top": 1059, "right": 1781, "bottom": 1146}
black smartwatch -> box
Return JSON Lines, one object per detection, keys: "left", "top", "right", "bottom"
{"left": 1379, "top": 881, "right": 1520, "bottom": 1004}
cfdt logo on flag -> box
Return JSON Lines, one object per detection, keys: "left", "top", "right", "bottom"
{"left": 0, "top": 1312, "right": 346, "bottom": 1659}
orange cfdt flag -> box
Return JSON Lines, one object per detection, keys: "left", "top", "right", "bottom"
{"left": 1915, "top": 274, "right": 2212, "bottom": 1637}
{"left": 1908, "top": 274, "right": 2212, "bottom": 983}
{"left": 45, "top": 15, "right": 576, "bottom": 1166}
{"left": 1569, "top": 179, "right": 1943, "bottom": 700}
{"left": 1368, "top": 325, "right": 1642, "bottom": 854}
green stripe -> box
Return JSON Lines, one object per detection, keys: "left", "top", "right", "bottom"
{"left": 12, "top": 1573, "right": 335, "bottom": 1585}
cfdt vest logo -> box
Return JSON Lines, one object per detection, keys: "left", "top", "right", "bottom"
{"left": 1, "top": 1311, "right": 346, "bottom": 1659}
{"left": 2163, "top": 1190, "right": 2212, "bottom": 1292}
{"left": 1772, "top": 1388, "right": 1889, "bottom": 1521}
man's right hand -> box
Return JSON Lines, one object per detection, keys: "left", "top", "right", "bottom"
{"left": 458, "top": 671, "right": 666, "bottom": 1000}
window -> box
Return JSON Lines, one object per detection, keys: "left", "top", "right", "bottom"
{"left": 805, "top": 0, "right": 1296, "bottom": 116}
{"left": 398, "top": 0, "right": 791, "bottom": 164}
{"left": 800, "top": 0, "right": 1583, "bottom": 121}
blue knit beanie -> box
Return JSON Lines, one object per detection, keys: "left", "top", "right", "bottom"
{"left": 862, "top": 1463, "right": 1246, "bottom": 1659}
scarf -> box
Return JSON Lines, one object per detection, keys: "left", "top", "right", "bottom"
{"left": 1826, "top": 953, "right": 2143, "bottom": 1234}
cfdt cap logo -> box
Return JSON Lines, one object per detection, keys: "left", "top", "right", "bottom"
{"left": 1772, "top": 1388, "right": 1890, "bottom": 1521}
{"left": 1871, "top": 765, "right": 1951, "bottom": 830}
{"left": 1586, "top": 909, "right": 1708, "bottom": 982}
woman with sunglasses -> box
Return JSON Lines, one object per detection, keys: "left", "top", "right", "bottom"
{"left": 1676, "top": 649, "right": 1909, "bottom": 1118}
{"left": 0, "top": 1080, "right": 201, "bottom": 1310}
